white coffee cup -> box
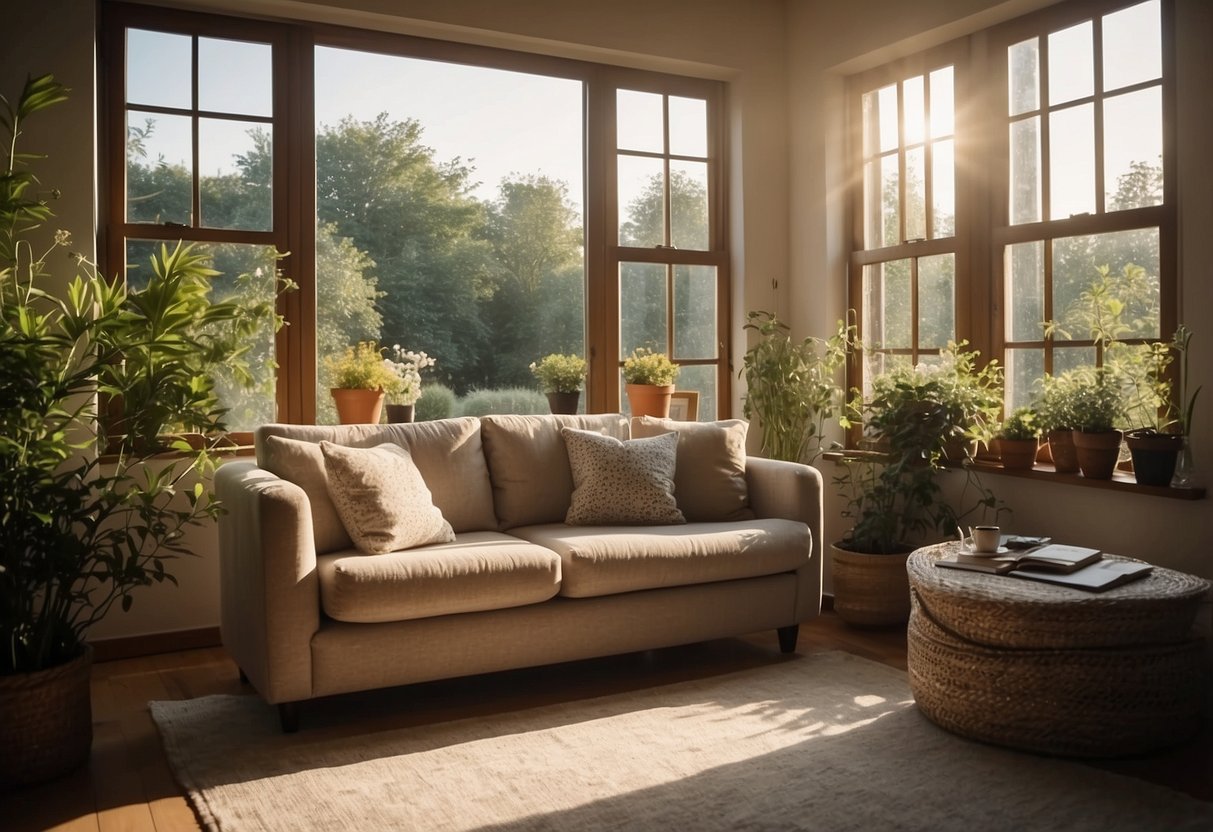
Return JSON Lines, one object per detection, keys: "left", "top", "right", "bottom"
{"left": 969, "top": 525, "right": 1001, "bottom": 553}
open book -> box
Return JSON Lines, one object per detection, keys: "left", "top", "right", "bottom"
{"left": 1010, "top": 559, "right": 1153, "bottom": 591}
{"left": 936, "top": 543, "right": 1102, "bottom": 575}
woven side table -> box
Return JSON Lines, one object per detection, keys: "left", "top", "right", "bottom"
{"left": 907, "top": 542, "right": 1210, "bottom": 758}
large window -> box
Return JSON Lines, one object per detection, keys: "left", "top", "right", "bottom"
{"left": 102, "top": 3, "right": 729, "bottom": 427}
{"left": 848, "top": 0, "right": 1173, "bottom": 415}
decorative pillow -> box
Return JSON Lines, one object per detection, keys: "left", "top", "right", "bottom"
{"left": 561, "top": 428, "right": 685, "bottom": 526}
{"left": 260, "top": 434, "right": 353, "bottom": 554}
{"left": 319, "top": 441, "right": 455, "bottom": 554}
{"left": 631, "top": 416, "right": 754, "bottom": 522}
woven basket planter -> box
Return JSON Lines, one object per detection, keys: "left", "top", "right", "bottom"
{"left": 830, "top": 543, "right": 912, "bottom": 628}
{"left": 0, "top": 646, "right": 94, "bottom": 790}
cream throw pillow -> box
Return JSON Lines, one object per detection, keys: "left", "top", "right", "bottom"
{"left": 631, "top": 416, "right": 753, "bottom": 522}
{"left": 320, "top": 441, "right": 455, "bottom": 554}
{"left": 561, "top": 428, "right": 685, "bottom": 526}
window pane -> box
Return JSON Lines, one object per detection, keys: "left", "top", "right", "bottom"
{"left": 1053, "top": 229, "right": 1160, "bottom": 341}
{"left": 863, "top": 260, "right": 911, "bottom": 350}
{"left": 929, "top": 67, "right": 954, "bottom": 138}
{"left": 618, "top": 155, "right": 665, "bottom": 247}
{"left": 862, "top": 89, "right": 880, "bottom": 157}
{"left": 674, "top": 364, "right": 716, "bottom": 421}
{"left": 1005, "top": 348, "right": 1043, "bottom": 412}
{"left": 126, "top": 240, "right": 280, "bottom": 431}
{"left": 199, "top": 37, "right": 272, "bottom": 117}
{"left": 669, "top": 160, "right": 708, "bottom": 250}
{"left": 199, "top": 118, "right": 272, "bottom": 230}
{"left": 876, "top": 84, "right": 898, "bottom": 153}
{"left": 620, "top": 262, "right": 668, "bottom": 358}
{"left": 903, "top": 75, "right": 925, "bottom": 145}
{"left": 673, "top": 265, "right": 716, "bottom": 359}
{"left": 1103, "top": 0, "right": 1161, "bottom": 91}
{"left": 862, "top": 352, "right": 911, "bottom": 399}
{"left": 1054, "top": 345, "right": 1096, "bottom": 376}
{"left": 1104, "top": 88, "right": 1162, "bottom": 211}
{"left": 932, "top": 139, "right": 955, "bottom": 237}
{"left": 918, "top": 253, "right": 954, "bottom": 349}
{"left": 127, "top": 29, "right": 191, "bottom": 109}
{"left": 905, "top": 146, "right": 925, "bottom": 241}
{"left": 1049, "top": 104, "right": 1094, "bottom": 219}
{"left": 668, "top": 96, "right": 707, "bottom": 158}
{"left": 1006, "top": 241, "right": 1044, "bottom": 343}
{"left": 1008, "top": 38, "right": 1040, "bottom": 116}
{"left": 881, "top": 154, "right": 900, "bottom": 246}
{"left": 617, "top": 89, "right": 663, "bottom": 153}
{"left": 127, "top": 110, "right": 192, "bottom": 224}
{"left": 1048, "top": 21, "right": 1093, "bottom": 106}
{"left": 1009, "top": 117, "right": 1041, "bottom": 225}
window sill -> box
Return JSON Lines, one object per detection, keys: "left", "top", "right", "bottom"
{"left": 821, "top": 451, "right": 1206, "bottom": 501}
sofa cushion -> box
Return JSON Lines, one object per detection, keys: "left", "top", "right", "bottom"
{"left": 256, "top": 418, "right": 497, "bottom": 544}
{"left": 562, "top": 428, "right": 685, "bottom": 526}
{"left": 321, "top": 442, "right": 455, "bottom": 554}
{"left": 260, "top": 434, "right": 354, "bottom": 554}
{"left": 511, "top": 519, "right": 811, "bottom": 598}
{"left": 480, "top": 413, "right": 629, "bottom": 529}
{"left": 631, "top": 416, "right": 754, "bottom": 522}
{"left": 316, "top": 531, "right": 562, "bottom": 623}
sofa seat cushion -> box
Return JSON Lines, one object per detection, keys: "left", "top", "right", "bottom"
{"left": 317, "top": 531, "right": 562, "bottom": 624}
{"left": 510, "top": 519, "right": 811, "bottom": 599}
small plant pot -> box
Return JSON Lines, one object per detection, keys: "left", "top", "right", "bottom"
{"left": 997, "top": 437, "right": 1039, "bottom": 470}
{"left": 1125, "top": 431, "right": 1183, "bottom": 487}
{"left": 1072, "top": 429, "right": 1123, "bottom": 480}
{"left": 625, "top": 383, "right": 674, "bottom": 419}
{"left": 942, "top": 436, "right": 978, "bottom": 462}
{"left": 546, "top": 391, "right": 580, "bottom": 415}
{"left": 0, "top": 646, "right": 93, "bottom": 789}
{"left": 1047, "top": 429, "right": 1080, "bottom": 474}
{"left": 385, "top": 403, "right": 415, "bottom": 423}
{"left": 830, "top": 543, "right": 913, "bottom": 629}
{"left": 331, "top": 388, "right": 385, "bottom": 424}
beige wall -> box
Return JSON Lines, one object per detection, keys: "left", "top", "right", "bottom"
{"left": 4, "top": 0, "right": 1208, "bottom": 641}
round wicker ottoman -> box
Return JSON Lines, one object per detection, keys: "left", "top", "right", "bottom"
{"left": 906, "top": 542, "right": 1211, "bottom": 758}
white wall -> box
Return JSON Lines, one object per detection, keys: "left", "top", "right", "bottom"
{"left": 788, "top": 0, "right": 1213, "bottom": 583}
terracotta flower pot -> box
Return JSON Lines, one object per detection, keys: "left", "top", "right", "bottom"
{"left": 546, "top": 391, "right": 581, "bottom": 415}
{"left": 385, "top": 403, "right": 415, "bottom": 423}
{"left": 0, "top": 646, "right": 93, "bottom": 789}
{"left": 331, "top": 388, "right": 384, "bottom": 424}
{"left": 997, "top": 437, "right": 1039, "bottom": 470}
{"left": 1072, "top": 429, "right": 1123, "bottom": 480}
{"left": 830, "top": 543, "right": 913, "bottom": 629}
{"left": 625, "top": 383, "right": 674, "bottom": 419}
{"left": 1047, "top": 429, "right": 1080, "bottom": 474}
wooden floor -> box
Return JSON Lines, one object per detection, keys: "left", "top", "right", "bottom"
{"left": 2, "top": 611, "right": 1209, "bottom": 831}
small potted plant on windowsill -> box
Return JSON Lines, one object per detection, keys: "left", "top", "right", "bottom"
{"left": 1034, "top": 373, "right": 1081, "bottom": 473}
{"left": 1123, "top": 328, "right": 1197, "bottom": 487}
{"left": 1067, "top": 367, "right": 1126, "bottom": 480}
{"left": 325, "top": 341, "right": 401, "bottom": 424}
{"left": 383, "top": 346, "right": 435, "bottom": 423}
{"left": 622, "top": 347, "right": 680, "bottom": 418}
{"left": 995, "top": 406, "right": 1040, "bottom": 470}
{"left": 530, "top": 352, "right": 588, "bottom": 415}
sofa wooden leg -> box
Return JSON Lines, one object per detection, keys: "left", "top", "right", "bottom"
{"left": 278, "top": 702, "right": 300, "bottom": 733}
{"left": 777, "top": 624, "right": 800, "bottom": 654}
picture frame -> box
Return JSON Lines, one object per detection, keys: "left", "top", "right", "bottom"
{"left": 668, "top": 390, "right": 700, "bottom": 422}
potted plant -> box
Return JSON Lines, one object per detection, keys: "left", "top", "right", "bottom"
{"left": 1122, "top": 330, "right": 1195, "bottom": 487}
{"left": 622, "top": 346, "right": 679, "bottom": 418}
{"left": 1167, "top": 325, "right": 1200, "bottom": 487}
{"left": 739, "top": 311, "right": 855, "bottom": 463}
{"left": 1034, "top": 373, "right": 1080, "bottom": 473}
{"left": 383, "top": 345, "right": 436, "bottom": 423}
{"left": 325, "top": 341, "right": 400, "bottom": 424}
{"left": 995, "top": 406, "right": 1040, "bottom": 470}
{"left": 0, "top": 75, "right": 287, "bottom": 787}
{"left": 1067, "top": 367, "right": 1125, "bottom": 480}
{"left": 530, "top": 352, "right": 587, "bottom": 415}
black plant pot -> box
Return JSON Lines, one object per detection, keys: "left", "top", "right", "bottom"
{"left": 546, "top": 391, "right": 580, "bottom": 415}
{"left": 1126, "top": 431, "right": 1183, "bottom": 487}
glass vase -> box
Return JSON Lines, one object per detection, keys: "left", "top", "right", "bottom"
{"left": 1171, "top": 437, "right": 1196, "bottom": 488}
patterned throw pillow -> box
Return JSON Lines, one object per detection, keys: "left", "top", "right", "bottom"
{"left": 320, "top": 441, "right": 455, "bottom": 554}
{"left": 561, "top": 428, "right": 685, "bottom": 526}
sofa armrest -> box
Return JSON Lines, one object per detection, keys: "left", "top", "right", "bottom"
{"left": 216, "top": 460, "right": 320, "bottom": 704}
{"left": 745, "top": 456, "right": 824, "bottom": 621}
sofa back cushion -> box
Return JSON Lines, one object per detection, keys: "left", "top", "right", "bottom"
{"left": 256, "top": 418, "right": 496, "bottom": 552}
{"left": 630, "top": 416, "right": 754, "bottom": 522}
{"left": 480, "top": 413, "right": 629, "bottom": 529}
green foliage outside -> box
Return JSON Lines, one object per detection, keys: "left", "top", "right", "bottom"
{"left": 458, "top": 388, "right": 549, "bottom": 417}
{"left": 415, "top": 383, "right": 457, "bottom": 421}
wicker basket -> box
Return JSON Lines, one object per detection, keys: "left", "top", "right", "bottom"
{"left": 831, "top": 544, "right": 911, "bottom": 628}
{"left": 0, "top": 646, "right": 94, "bottom": 790}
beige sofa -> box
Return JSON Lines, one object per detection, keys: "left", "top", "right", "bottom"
{"left": 216, "top": 413, "right": 823, "bottom": 731}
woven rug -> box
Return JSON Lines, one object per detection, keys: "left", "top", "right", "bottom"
{"left": 150, "top": 651, "right": 1213, "bottom": 831}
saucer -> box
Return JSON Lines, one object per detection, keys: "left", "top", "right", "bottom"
{"left": 960, "top": 544, "right": 1011, "bottom": 557}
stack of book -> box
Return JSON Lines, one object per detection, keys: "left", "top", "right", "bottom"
{"left": 935, "top": 541, "right": 1153, "bottom": 591}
